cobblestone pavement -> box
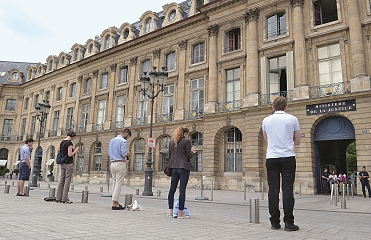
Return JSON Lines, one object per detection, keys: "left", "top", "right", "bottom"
{"left": 0, "top": 180, "right": 370, "bottom": 240}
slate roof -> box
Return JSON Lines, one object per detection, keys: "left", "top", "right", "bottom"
{"left": 0, "top": 61, "right": 37, "bottom": 85}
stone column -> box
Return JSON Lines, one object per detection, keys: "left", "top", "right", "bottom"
{"left": 105, "top": 64, "right": 117, "bottom": 130}
{"left": 174, "top": 40, "right": 188, "bottom": 120}
{"left": 124, "top": 57, "right": 138, "bottom": 127}
{"left": 204, "top": 24, "right": 219, "bottom": 114}
{"left": 242, "top": 8, "right": 260, "bottom": 107}
{"left": 87, "top": 70, "right": 99, "bottom": 132}
{"left": 74, "top": 76, "right": 82, "bottom": 132}
{"left": 347, "top": 0, "right": 370, "bottom": 91}
{"left": 291, "top": 0, "right": 309, "bottom": 100}
{"left": 58, "top": 81, "right": 68, "bottom": 135}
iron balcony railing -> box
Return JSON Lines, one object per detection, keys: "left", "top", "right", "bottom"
{"left": 216, "top": 100, "right": 242, "bottom": 112}
{"left": 111, "top": 121, "right": 124, "bottom": 129}
{"left": 309, "top": 81, "right": 351, "bottom": 99}
{"left": 132, "top": 117, "right": 146, "bottom": 127}
{"left": 92, "top": 124, "right": 104, "bottom": 132}
{"left": 260, "top": 90, "right": 294, "bottom": 105}
{"left": 223, "top": 44, "right": 242, "bottom": 53}
{"left": 78, "top": 126, "right": 87, "bottom": 133}
{"left": 184, "top": 109, "right": 204, "bottom": 119}
{"left": 157, "top": 113, "right": 173, "bottom": 123}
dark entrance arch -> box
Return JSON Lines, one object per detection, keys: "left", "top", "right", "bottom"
{"left": 314, "top": 116, "right": 355, "bottom": 194}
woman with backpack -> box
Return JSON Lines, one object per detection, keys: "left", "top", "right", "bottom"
{"left": 56, "top": 131, "right": 79, "bottom": 203}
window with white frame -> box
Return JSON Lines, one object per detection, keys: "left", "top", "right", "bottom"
{"left": 30, "top": 116, "right": 36, "bottom": 135}
{"left": 225, "top": 127, "right": 242, "bottom": 172}
{"left": 6, "top": 99, "right": 16, "bottom": 111}
{"left": 267, "top": 12, "right": 286, "bottom": 39}
{"left": 34, "top": 94, "right": 39, "bottom": 107}
{"left": 192, "top": 42, "right": 205, "bottom": 64}
{"left": 56, "top": 87, "right": 62, "bottom": 101}
{"left": 166, "top": 52, "right": 176, "bottom": 71}
{"left": 226, "top": 68, "right": 240, "bottom": 103}
{"left": 119, "top": 66, "right": 128, "bottom": 84}
{"left": 318, "top": 43, "right": 342, "bottom": 85}
{"left": 313, "top": 0, "right": 338, "bottom": 26}
{"left": 77, "top": 144, "right": 84, "bottom": 171}
{"left": 52, "top": 111, "right": 59, "bottom": 135}
{"left": 45, "top": 91, "right": 50, "bottom": 102}
{"left": 2, "top": 119, "right": 13, "bottom": 140}
{"left": 24, "top": 97, "right": 29, "bottom": 110}
{"left": 160, "top": 136, "right": 171, "bottom": 171}
{"left": 145, "top": 18, "right": 152, "bottom": 33}
{"left": 225, "top": 28, "right": 241, "bottom": 52}
{"left": 74, "top": 49, "right": 79, "bottom": 61}
{"left": 134, "top": 138, "right": 145, "bottom": 171}
{"left": 97, "top": 100, "right": 106, "bottom": 128}
{"left": 142, "top": 60, "right": 150, "bottom": 73}
{"left": 268, "top": 55, "right": 287, "bottom": 95}
{"left": 84, "top": 78, "right": 91, "bottom": 94}
{"left": 191, "top": 78, "right": 204, "bottom": 114}
{"left": 101, "top": 73, "right": 108, "bottom": 89}
{"left": 162, "top": 85, "right": 174, "bottom": 119}
{"left": 116, "top": 96, "right": 126, "bottom": 127}
{"left": 69, "top": 83, "right": 76, "bottom": 97}
{"left": 66, "top": 107, "right": 74, "bottom": 130}
{"left": 94, "top": 142, "right": 102, "bottom": 171}
{"left": 81, "top": 104, "right": 89, "bottom": 132}
{"left": 105, "top": 35, "right": 110, "bottom": 49}
{"left": 190, "top": 132, "right": 203, "bottom": 172}
{"left": 20, "top": 118, "right": 26, "bottom": 137}
{"left": 138, "top": 94, "right": 147, "bottom": 120}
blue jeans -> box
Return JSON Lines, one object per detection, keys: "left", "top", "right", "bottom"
{"left": 168, "top": 168, "right": 190, "bottom": 210}
{"left": 266, "top": 156, "right": 296, "bottom": 225}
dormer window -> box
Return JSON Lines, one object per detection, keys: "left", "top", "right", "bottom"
{"left": 169, "top": 10, "right": 176, "bottom": 22}
{"left": 61, "top": 56, "right": 65, "bottom": 65}
{"left": 74, "top": 49, "right": 79, "bottom": 61}
{"left": 145, "top": 18, "right": 152, "bottom": 33}
{"left": 49, "top": 61, "right": 53, "bottom": 71}
{"left": 11, "top": 72, "right": 19, "bottom": 80}
{"left": 123, "top": 29, "right": 129, "bottom": 39}
{"left": 196, "top": 0, "right": 203, "bottom": 9}
{"left": 88, "top": 44, "right": 93, "bottom": 53}
{"left": 105, "top": 35, "right": 110, "bottom": 49}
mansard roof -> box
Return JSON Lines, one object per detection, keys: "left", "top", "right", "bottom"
{"left": 0, "top": 61, "right": 36, "bottom": 85}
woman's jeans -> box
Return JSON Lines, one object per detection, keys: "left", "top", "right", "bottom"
{"left": 168, "top": 168, "right": 190, "bottom": 210}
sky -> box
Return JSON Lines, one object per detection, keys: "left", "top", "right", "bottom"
{"left": 0, "top": 0, "right": 177, "bottom": 63}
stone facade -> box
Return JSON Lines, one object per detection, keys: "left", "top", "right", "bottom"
{"left": 1, "top": 0, "right": 371, "bottom": 194}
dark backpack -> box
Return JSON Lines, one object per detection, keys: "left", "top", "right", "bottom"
{"left": 56, "top": 141, "right": 68, "bottom": 164}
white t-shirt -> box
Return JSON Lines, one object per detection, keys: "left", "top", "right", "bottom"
{"left": 262, "top": 111, "right": 300, "bottom": 158}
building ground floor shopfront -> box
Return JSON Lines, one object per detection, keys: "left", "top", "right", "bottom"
{"left": 1, "top": 94, "right": 370, "bottom": 195}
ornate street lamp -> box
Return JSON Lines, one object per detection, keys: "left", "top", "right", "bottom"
{"left": 30, "top": 100, "right": 51, "bottom": 187}
{"left": 140, "top": 67, "right": 168, "bottom": 196}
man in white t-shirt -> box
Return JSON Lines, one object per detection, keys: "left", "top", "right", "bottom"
{"left": 262, "top": 96, "right": 301, "bottom": 231}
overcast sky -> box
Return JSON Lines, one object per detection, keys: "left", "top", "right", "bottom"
{"left": 0, "top": 0, "right": 176, "bottom": 63}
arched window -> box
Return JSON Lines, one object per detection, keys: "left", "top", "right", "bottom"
{"left": 74, "top": 49, "right": 79, "bottom": 61}
{"left": 50, "top": 146, "right": 55, "bottom": 159}
{"left": 145, "top": 18, "right": 152, "bottom": 33}
{"left": 160, "top": 136, "right": 171, "bottom": 171}
{"left": 191, "top": 132, "right": 203, "bottom": 171}
{"left": 77, "top": 144, "right": 84, "bottom": 171}
{"left": 94, "top": 142, "right": 102, "bottom": 171}
{"left": 123, "top": 29, "right": 129, "bottom": 39}
{"left": 105, "top": 35, "right": 110, "bottom": 49}
{"left": 134, "top": 138, "right": 145, "bottom": 171}
{"left": 169, "top": 10, "right": 176, "bottom": 22}
{"left": 225, "top": 128, "right": 242, "bottom": 172}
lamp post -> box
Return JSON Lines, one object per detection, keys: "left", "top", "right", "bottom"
{"left": 30, "top": 100, "right": 51, "bottom": 187}
{"left": 140, "top": 66, "right": 168, "bottom": 196}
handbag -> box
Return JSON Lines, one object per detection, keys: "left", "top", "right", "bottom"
{"left": 56, "top": 141, "right": 68, "bottom": 164}
{"left": 164, "top": 146, "right": 175, "bottom": 177}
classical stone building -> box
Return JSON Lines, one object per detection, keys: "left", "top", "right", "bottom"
{"left": 1, "top": 0, "right": 371, "bottom": 194}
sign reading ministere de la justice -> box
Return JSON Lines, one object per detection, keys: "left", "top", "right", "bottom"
{"left": 306, "top": 99, "right": 356, "bottom": 116}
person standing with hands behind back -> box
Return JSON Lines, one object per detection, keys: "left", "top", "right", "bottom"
{"left": 168, "top": 126, "right": 196, "bottom": 218}
{"left": 358, "top": 166, "right": 371, "bottom": 198}
{"left": 17, "top": 138, "right": 34, "bottom": 196}
{"left": 56, "top": 131, "right": 79, "bottom": 203}
{"left": 262, "top": 96, "right": 301, "bottom": 231}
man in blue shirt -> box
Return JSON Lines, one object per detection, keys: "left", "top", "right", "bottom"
{"left": 17, "top": 138, "right": 34, "bottom": 196}
{"left": 108, "top": 128, "right": 131, "bottom": 210}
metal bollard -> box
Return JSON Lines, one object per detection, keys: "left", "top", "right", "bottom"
{"left": 4, "top": 185, "right": 10, "bottom": 193}
{"left": 351, "top": 183, "right": 354, "bottom": 198}
{"left": 24, "top": 186, "right": 30, "bottom": 196}
{"left": 71, "top": 185, "right": 74, "bottom": 190}
{"left": 347, "top": 184, "right": 350, "bottom": 200}
{"left": 5, "top": 181, "right": 7, "bottom": 186}
{"left": 244, "top": 182, "right": 247, "bottom": 201}
{"left": 249, "top": 198, "right": 259, "bottom": 223}
{"left": 261, "top": 182, "right": 264, "bottom": 200}
{"left": 136, "top": 189, "right": 139, "bottom": 195}
{"left": 299, "top": 182, "right": 302, "bottom": 196}
{"left": 341, "top": 198, "right": 346, "bottom": 209}
{"left": 81, "top": 190, "right": 89, "bottom": 203}
{"left": 156, "top": 190, "right": 161, "bottom": 197}
{"left": 12, "top": 182, "right": 15, "bottom": 185}
{"left": 330, "top": 183, "right": 334, "bottom": 204}
{"left": 49, "top": 188, "right": 56, "bottom": 198}
{"left": 125, "top": 194, "right": 133, "bottom": 207}
{"left": 48, "top": 183, "right": 51, "bottom": 188}
{"left": 211, "top": 180, "right": 214, "bottom": 201}
{"left": 38, "top": 183, "right": 40, "bottom": 187}
{"left": 100, "top": 187, "right": 103, "bottom": 193}
{"left": 85, "top": 186, "right": 88, "bottom": 190}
